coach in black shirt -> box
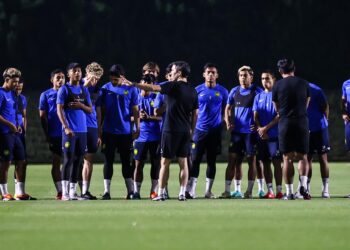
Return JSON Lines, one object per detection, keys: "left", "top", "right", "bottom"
{"left": 272, "top": 59, "right": 311, "bottom": 200}
{"left": 124, "top": 61, "right": 198, "bottom": 201}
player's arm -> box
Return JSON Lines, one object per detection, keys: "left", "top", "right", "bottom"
{"left": 122, "top": 78, "right": 162, "bottom": 92}
{"left": 272, "top": 101, "right": 279, "bottom": 116}
{"left": 306, "top": 97, "right": 311, "bottom": 108}
{"left": 132, "top": 105, "right": 140, "bottom": 140}
{"left": 39, "top": 110, "right": 49, "bottom": 141}
{"left": 0, "top": 115, "right": 17, "bottom": 133}
{"left": 140, "top": 110, "right": 162, "bottom": 121}
{"left": 22, "top": 108, "right": 27, "bottom": 133}
{"left": 154, "top": 103, "right": 166, "bottom": 116}
{"left": 225, "top": 104, "right": 234, "bottom": 131}
{"left": 68, "top": 101, "right": 92, "bottom": 114}
{"left": 57, "top": 104, "right": 74, "bottom": 137}
{"left": 191, "top": 109, "right": 198, "bottom": 137}
{"left": 96, "top": 106, "right": 104, "bottom": 139}
{"left": 341, "top": 96, "right": 349, "bottom": 122}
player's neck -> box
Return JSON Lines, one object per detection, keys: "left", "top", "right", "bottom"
{"left": 176, "top": 77, "right": 187, "bottom": 82}
{"left": 69, "top": 80, "right": 80, "bottom": 86}
{"left": 281, "top": 72, "right": 295, "bottom": 78}
{"left": 2, "top": 83, "right": 12, "bottom": 91}
{"left": 205, "top": 81, "right": 216, "bottom": 88}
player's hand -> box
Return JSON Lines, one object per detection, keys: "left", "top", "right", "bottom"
{"left": 226, "top": 122, "right": 234, "bottom": 131}
{"left": 121, "top": 77, "right": 133, "bottom": 86}
{"left": 97, "top": 137, "right": 102, "bottom": 147}
{"left": 342, "top": 114, "right": 350, "bottom": 123}
{"left": 250, "top": 124, "right": 257, "bottom": 132}
{"left": 68, "top": 102, "right": 84, "bottom": 109}
{"left": 257, "top": 126, "right": 268, "bottom": 137}
{"left": 132, "top": 129, "right": 140, "bottom": 140}
{"left": 85, "top": 74, "right": 98, "bottom": 86}
{"left": 8, "top": 123, "right": 18, "bottom": 133}
{"left": 140, "top": 110, "right": 148, "bottom": 120}
{"left": 17, "top": 126, "right": 23, "bottom": 134}
{"left": 64, "top": 127, "right": 75, "bottom": 137}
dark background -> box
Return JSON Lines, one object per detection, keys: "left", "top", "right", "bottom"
{"left": 0, "top": 0, "right": 349, "bottom": 161}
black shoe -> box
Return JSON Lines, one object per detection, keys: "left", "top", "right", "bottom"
{"left": 178, "top": 194, "right": 187, "bottom": 201}
{"left": 282, "top": 193, "right": 295, "bottom": 200}
{"left": 185, "top": 191, "right": 194, "bottom": 199}
{"left": 132, "top": 192, "right": 141, "bottom": 200}
{"left": 126, "top": 192, "right": 134, "bottom": 200}
{"left": 299, "top": 186, "right": 311, "bottom": 200}
{"left": 101, "top": 192, "right": 111, "bottom": 200}
{"left": 81, "top": 191, "right": 97, "bottom": 200}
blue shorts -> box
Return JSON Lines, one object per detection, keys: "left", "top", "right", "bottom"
{"left": 49, "top": 136, "right": 62, "bottom": 156}
{"left": 309, "top": 128, "right": 330, "bottom": 155}
{"left": 229, "top": 132, "right": 257, "bottom": 156}
{"left": 62, "top": 132, "right": 87, "bottom": 156}
{"left": 345, "top": 123, "right": 350, "bottom": 152}
{"left": 133, "top": 141, "right": 160, "bottom": 161}
{"left": 87, "top": 127, "right": 98, "bottom": 154}
{"left": 192, "top": 127, "right": 222, "bottom": 160}
{"left": 257, "top": 138, "right": 281, "bottom": 161}
{"left": 0, "top": 133, "right": 26, "bottom": 162}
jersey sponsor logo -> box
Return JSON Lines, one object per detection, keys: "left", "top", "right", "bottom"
{"left": 192, "top": 143, "right": 196, "bottom": 149}
{"left": 124, "top": 90, "right": 129, "bottom": 95}
{"left": 215, "top": 92, "right": 220, "bottom": 96}
{"left": 64, "top": 141, "right": 70, "bottom": 148}
{"left": 199, "top": 94, "right": 205, "bottom": 97}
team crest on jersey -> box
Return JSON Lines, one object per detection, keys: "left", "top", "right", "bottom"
{"left": 150, "top": 101, "right": 154, "bottom": 107}
{"left": 124, "top": 90, "right": 129, "bottom": 95}
{"left": 215, "top": 92, "right": 220, "bottom": 96}
{"left": 192, "top": 143, "right": 196, "bottom": 149}
{"left": 64, "top": 141, "right": 70, "bottom": 148}
{"left": 134, "top": 148, "right": 138, "bottom": 155}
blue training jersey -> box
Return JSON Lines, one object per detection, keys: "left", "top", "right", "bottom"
{"left": 0, "top": 88, "right": 17, "bottom": 134}
{"left": 252, "top": 90, "right": 278, "bottom": 138}
{"left": 227, "top": 84, "right": 263, "bottom": 133}
{"left": 195, "top": 83, "right": 228, "bottom": 132}
{"left": 342, "top": 79, "right": 350, "bottom": 116}
{"left": 16, "top": 94, "right": 27, "bottom": 128}
{"left": 56, "top": 83, "right": 91, "bottom": 133}
{"left": 307, "top": 83, "right": 328, "bottom": 132}
{"left": 96, "top": 82, "right": 138, "bottom": 135}
{"left": 39, "top": 88, "right": 62, "bottom": 137}
{"left": 136, "top": 92, "right": 161, "bottom": 142}
{"left": 86, "top": 85, "right": 100, "bottom": 128}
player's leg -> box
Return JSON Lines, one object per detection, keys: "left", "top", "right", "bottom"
{"left": 176, "top": 132, "right": 191, "bottom": 201}
{"left": 102, "top": 132, "right": 116, "bottom": 199}
{"left": 186, "top": 132, "right": 206, "bottom": 198}
{"left": 61, "top": 134, "right": 77, "bottom": 200}
{"left": 178, "top": 157, "right": 189, "bottom": 201}
{"left": 81, "top": 127, "right": 98, "bottom": 199}
{"left": 118, "top": 134, "right": 134, "bottom": 199}
{"left": 49, "top": 137, "right": 62, "bottom": 199}
{"left": 283, "top": 152, "right": 295, "bottom": 199}
{"left": 133, "top": 141, "right": 147, "bottom": 199}
{"left": 149, "top": 141, "right": 160, "bottom": 198}
{"left": 317, "top": 128, "right": 330, "bottom": 198}
{"left": 0, "top": 133, "right": 15, "bottom": 200}
{"left": 269, "top": 139, "right": 283, "bottom": 198}
{"left": 154, "top": 156, "right": 171, "bottom": 201}
{"left": 245, "top": 133, "right": 257, "bottom": 198}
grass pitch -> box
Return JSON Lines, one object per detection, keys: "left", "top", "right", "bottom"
{"left": 1, "top": 162, "right": 350, "bottom": 250}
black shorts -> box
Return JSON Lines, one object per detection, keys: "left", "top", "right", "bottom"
{"left": 228, "top": 132, "right": 257, "bottom": 156}
{"left": 309, "top": 128, "right": 330, "bottom": 155}
{"left": 0, "top": 133, "right": 26, "bottom": 162}
{"left": 257, "top": 137, "right": 281, "bottom": 161}
{"left": 278, "top": 117, "right": 309, "bottom": 154}
{"left": 345, "top": 122, "right": 350, "bottom": 151}
{"left": 87, "top": 127, "right": 98, "bottom": 154}
{"left": 101, "top": 132, "right": 132, "bottom": 155}
{"left": 49, "top": 136, "right": 62, "bottom": 156}
{"left": 161, "top": 131, "right": 191, "bottom": 159}
{"left": 133, "top": 141, "right": 160, "bottom": 161}
{"left": 191, "top": 127, "right": 222, "bottom": 159}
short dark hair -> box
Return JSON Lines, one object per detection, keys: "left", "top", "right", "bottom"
{"left": 50, "top": 69, "right": 64, "bottom": 79}
{"left": 66, "top": 62, "right": 81, "bottom": 72}
{"left": 261, "top": 69, "right": 276, "bottom": 78}
{"left": 109, "top": 64, "right": 125, "bottom": 77}
{"left": 277, "top": 59, "right": 295, "bottom": 74}
{"left": 165, "top": 63, "right": 173, "bottom": 74}
{"left": 203, "top": 63, "right": 217, "bottom": 72}
{"left": 172, "top": 61, "right": 190, "bottom": 78}
{"left": 141, "top": 74, "right": 156, "bottom": 84}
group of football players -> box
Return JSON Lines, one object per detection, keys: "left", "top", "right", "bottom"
{"left": 0, "top": 58, "right": 343, "bottom": 201}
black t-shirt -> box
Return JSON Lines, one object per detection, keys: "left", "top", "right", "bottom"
{"left": 272, "top": 76, "right": 310, "bottom": 119}
{"left": 160, "top": 81, "right": 198, "bottom": 133}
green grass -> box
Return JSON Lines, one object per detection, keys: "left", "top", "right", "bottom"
{"left": 1, "top": 162, "right": 350, "bottom": 250}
